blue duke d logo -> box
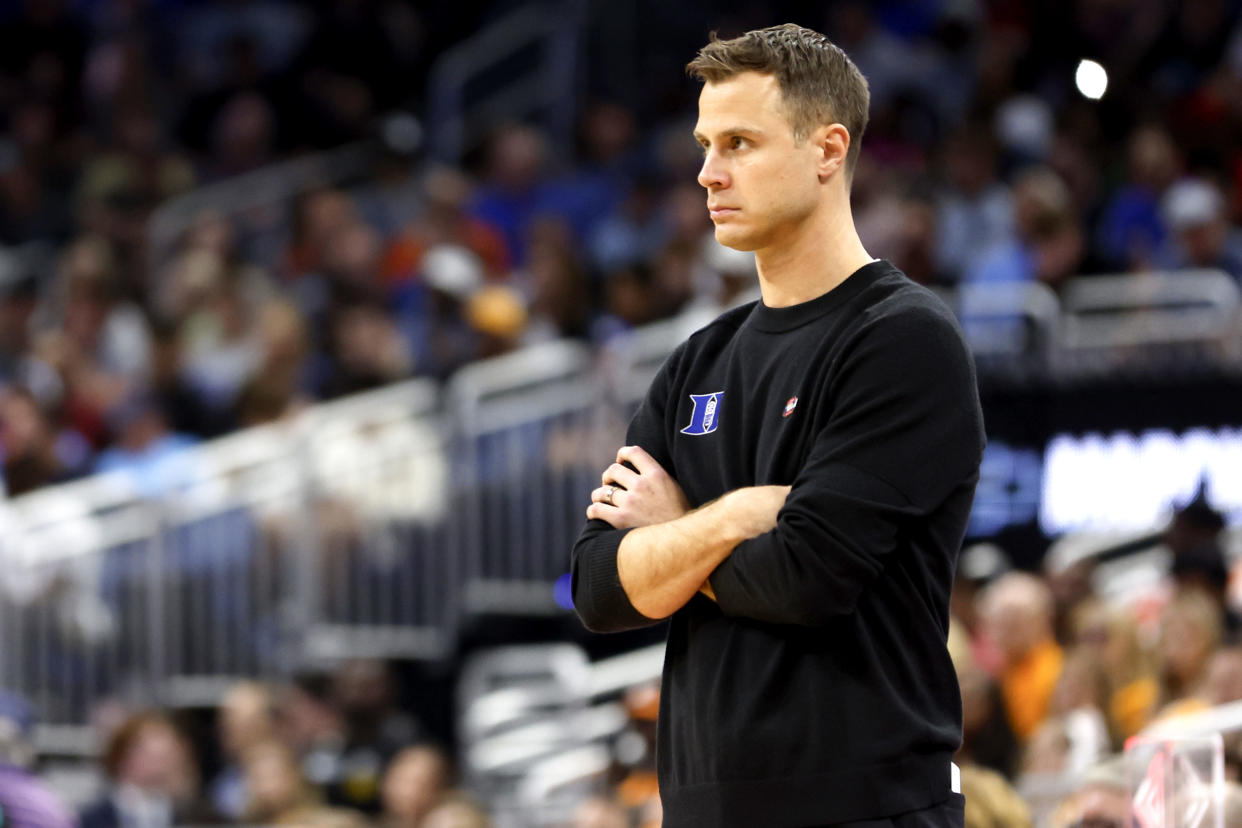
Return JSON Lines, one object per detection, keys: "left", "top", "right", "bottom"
{"left": 681, "top": 391, "right": 724, "bottom": 436}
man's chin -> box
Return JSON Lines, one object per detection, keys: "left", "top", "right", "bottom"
{"left": 713, "top": 226, "right": 758, "bottom": 252}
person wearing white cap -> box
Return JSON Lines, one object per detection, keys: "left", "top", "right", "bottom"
{"left": 1157, "top": 178, "right": 1242, "bottom": 281}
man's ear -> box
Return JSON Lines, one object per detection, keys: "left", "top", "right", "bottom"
{"left": 816, "top": 123, "right": 850, "bottom": 183}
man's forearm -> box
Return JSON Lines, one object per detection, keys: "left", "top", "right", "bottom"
{"left": 617, "top": 486, "right": 788, "bottom": 619}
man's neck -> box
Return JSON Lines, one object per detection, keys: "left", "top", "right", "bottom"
{"left": 754, "top": 202, "right": 874, "bottom": 308}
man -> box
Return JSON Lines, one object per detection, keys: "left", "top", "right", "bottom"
{"left": 977, "top": 572, "right": 1064, "bottom": 744}
{"left": 571, "top": 24, "right": 984, "bottom": 827}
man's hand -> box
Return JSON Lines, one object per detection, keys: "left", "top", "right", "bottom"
{"left": 586, "top": 445, "right": 690, "bottom": 530}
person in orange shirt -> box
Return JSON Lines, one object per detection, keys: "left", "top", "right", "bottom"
{"left": 979, "top": 572, "right": 1064, "bottom": 742}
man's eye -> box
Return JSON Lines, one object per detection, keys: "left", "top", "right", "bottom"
{"left": 731, "top": 137, "right": 746, "bottom": 149}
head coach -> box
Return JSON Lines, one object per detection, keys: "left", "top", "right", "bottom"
{"left": 571, "top": 22, "right": 985, "bottom": 828}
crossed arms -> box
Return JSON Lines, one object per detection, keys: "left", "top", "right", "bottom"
{"left": 570, "top": 306, "right": 984, "bottom": 633}
{"left": 583, "top": 444, "right": 790, "bottom": 621}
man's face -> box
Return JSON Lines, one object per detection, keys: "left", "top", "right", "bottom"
{"left": 694, "top": 72, "right": 825, "bottom": 253}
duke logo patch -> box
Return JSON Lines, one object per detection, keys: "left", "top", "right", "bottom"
{"left": 681, "top": 391, "right": 725, "bottom": 436}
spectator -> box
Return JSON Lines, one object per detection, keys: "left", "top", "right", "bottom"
{"left": 240, "top": 741, "right": 319, "bottom": 825}
{"left": 420, "top": 793, "right": 490, "bottom": 828}
{"left": 322, "top": 298, "right": 412, "bottom": 399}
{"left": 956, "top": 653, "right": 1021, "bottom": 780}
{"left": 1152, "top": 588, "right": 1225, "bottom": 721}
{"left": 0, "top": 99, "right": 75, "bottom": 246}
{"left": 979, "top": 571, "right": 1065, "bottom": 743}
{"left": 469, "top": 125, "right": 557, "bottom": 267}
{"left": 951, "top": 543, "right": 1010, "bottom": 676}
{"left": 965, "top": 167, "right": 1084, "bottom": 289}
{"left": 463, "top": 285, "right": 528, "bottom": 360}
{"left": 0, "top": 385, "right": 84, "bottom": 496}
{"left": 519, "top": 217, "right": 591, "bottom": 342}
{"left": 176, "top": 252, "right": 266, "bottom": 416}
{"left": 1165, "top": 483, "right": 1236, "bottom": 629}
{"left": 0, "top": 691, "right": 77, "bottom": 828}
{"left": 92, "top": 391, "right": 201, "bottom": 497}
{"left": 328, "top": 659, "right": 422, "bottom": 813}
{"left": 380, "top": 745, "right": 450, "bottom": 828}
{"left": 1096, "top": 124, "right": 1182, "bottom": 271}
{"left": 278, "top": 673, "right": 347, "bottom": 794}
{"left": 80, "top": 712, "right": 202, "bottom": 828}
{"left": 210, "top": 682, "right": 278, "bottom": 821}
{"left": 1069, "top": 600, "right": 1159, "bottom": 744}
{"left": 1047, "top": 756, "right": 1129, "bottom": 828}
{"left": 383, "top": 166, "right": 509, "bottom": 286}
{"left": 0, "top": 254, "right": 40, "bottom": 384}
{"left": 1019, "top": 649, "right": 1110, "bottom": 780}
{"left": 539, "top": 102, "right": 642, "bottom": 247}
{"left": 207, "top": 92, "right": 277, "bottom": 179}
{"left": 1202, "top": 646, "right": 1242, "bottom": 707}
{"left": 283, "top": 189, "right": 358, "bottom": 287}
{"left": 588, "top": 172, "right": 670, "bottom": 274}
{"left": 934, "top": 127, "right": 1013, "bottom": 281}
{"left": 1157, "top": 177, "right": 1242, "bottom": 281}
{"left": 50, "top": 235, "right": 152, "bottom": 397}
{"left": 392, "top": 243, "right": 479, "bottom": 380}
{"left": 146, "top": 319, "right": 220, "bottom": 438}
{"left": 353, "top": 114, "right": 425, "bottom": 238}
{"left": 888, "top": 186, "right": 945, "bottom": 286}
{"left": 75, "top": 104, "right": 195, "bottom": 270}
{"left": 233, "top": 299, "right": 312, "bottom": 427}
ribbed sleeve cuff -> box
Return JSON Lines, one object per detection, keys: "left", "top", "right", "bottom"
{"left": 573, "top": 525, "right": 658, "bottom": 632}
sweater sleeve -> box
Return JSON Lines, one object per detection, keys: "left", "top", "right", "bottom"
{"left": 570, "top": 345, "right": 682, "bottom": 633}
{"left": 708, "top": 305, "right": 984, "bottom": 626}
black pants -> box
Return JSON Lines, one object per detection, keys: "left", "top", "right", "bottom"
{"left": 810, "top": 793, "right": 966, "bottom": 828}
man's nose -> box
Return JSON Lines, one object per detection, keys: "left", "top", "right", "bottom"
{"left": 697, "top": 151, "right": 728, "bottom": 190}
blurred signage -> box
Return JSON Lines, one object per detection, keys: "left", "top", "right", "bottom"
{"left": 968, "top": 441, "right": 1043, "bottom": 537}
{"left": 1040, "top": 427, "right": 1242, "bottom": 534}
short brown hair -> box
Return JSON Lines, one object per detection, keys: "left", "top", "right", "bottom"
{"left": 102, "top": 711, "right": 187, "bottom": 780}
{"left": 686, "top": 23, "right": 870, "bottom": 176}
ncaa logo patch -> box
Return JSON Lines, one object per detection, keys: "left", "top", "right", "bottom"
{"left": 681, "top": 391, "right": 724, "bottom": 436}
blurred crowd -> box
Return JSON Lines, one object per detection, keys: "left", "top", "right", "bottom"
{"left": 5, "top": 486, "right": 1242, "bottom": 827}
{"left": 3, "top": 0, "right": 1242, "bottom": 498}
{"left": 0, "top": 657, "right": 664, "bottom": 828}
{"left": 939, "top": 488, "right": 1242, "bottom": 825}
{"left": 5, "top": 0, "right": 1242, "bottom": 824}
{"left": 1, "top": 660, "right": 493, "bottom": 828}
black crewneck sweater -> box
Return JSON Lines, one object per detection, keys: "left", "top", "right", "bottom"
{"left": 572, "top": 260, "right": 985, "bottom": 826}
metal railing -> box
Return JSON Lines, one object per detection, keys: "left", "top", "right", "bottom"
{"left": 145, "top": 140, "right": 377, "bottom": 283}
{"left": 0, "top": 379, "right": 445, "bottom": 753}
{"left": 426, "top": 1, "right": 585, "bottom": 162}
{"left": 457, "top": 642, "right": 663, "bottom": 828}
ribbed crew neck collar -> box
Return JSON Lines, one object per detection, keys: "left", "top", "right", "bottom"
{"left": 747, "top": 259, "right": 894, "bottom": 333}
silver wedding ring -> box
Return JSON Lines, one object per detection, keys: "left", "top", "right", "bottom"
{"left": 604, "top": 486, "right": 617, "bottom": 506}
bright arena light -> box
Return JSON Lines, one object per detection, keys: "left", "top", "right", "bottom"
{"left": 1076, "top": 59, "right": 1108, "bottom": 100}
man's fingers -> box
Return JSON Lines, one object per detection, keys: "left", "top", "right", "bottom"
{"left": 616, "top": 444, "right": 660, "bottom": 476}
{"left": 586, "top": 501, "right": 614, "bottom": 518}
{"left": 601, "top": 463, "right": 640, "bottom": 491}
{"left": 586, "top": 500, "right": 626, "bottom": 529}
{"left": 591, "top": 485, "right": 624, "bottom": 505}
